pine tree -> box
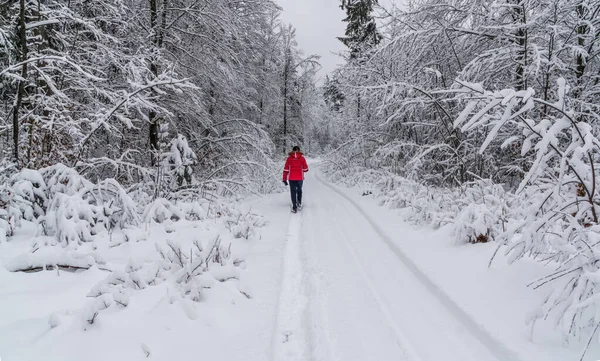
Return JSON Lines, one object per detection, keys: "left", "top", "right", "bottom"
{"left": 338, "top": 0, "right": 382, "bottom": 58}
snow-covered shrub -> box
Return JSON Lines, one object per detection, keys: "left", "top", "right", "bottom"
{"left": 323, "top": 166, "right": 509, "bottom": 232}
{"left": 9, "top": 168, "right": 48, "bottom": 220}
{"left": 40, "top": 164, "right": 92, "bottom": 197}
{"left": 34, "top": 166, "right": 142, "bottom": 246}
{"left": 0, "top": 164, "right": 148, "bottom": 255}
{"left": 7, "top": 164, "right": 94, "bottom": 223}
{"left": 39, "top": 193, "right": 98, "bottom": 246}
{"left": 162, "top": 134, "right": 197, "bottom": 190}
{"left": 0, "top": 185, "right": 23, "bottom": 241}
{"left": 453, "top": 203, "right": 498, "bottom": 244}
{"left": 93, "top": 178, "right": 141, "bottom": 228}
{"left": 84, "top": 236, "right": 241, "bottom": 324}
{"left": 156, "top": 238, "right": 231, "bottom": 301}
{"left": 455, "top": 78, "right": 600, "bottom": 348}
{"left": 452, "top": 180, "right": 511, "bottom": 243}
{"left": 223, "top": 208, "right": 266, "bottom": 240}
{"left": 143, "top": 198, "right": 209, "bottom": 223}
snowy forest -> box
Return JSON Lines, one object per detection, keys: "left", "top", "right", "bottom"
{"left": 1, "top": 0, "right": 600, "bottom": 359}
{"left": 0, "top": 0, "right": 324, "bottom": 188}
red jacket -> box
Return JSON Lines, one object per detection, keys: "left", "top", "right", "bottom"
{"left": 283, "top": 151, "right": 309, "bottom": 181}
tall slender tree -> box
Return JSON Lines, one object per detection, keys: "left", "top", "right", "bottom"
{"left": 338, "top": 0, "right": 382, "bottom": 59}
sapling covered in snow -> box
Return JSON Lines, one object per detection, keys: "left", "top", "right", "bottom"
{"left": 162, "top": 135, "right": 197, "bottom": 191}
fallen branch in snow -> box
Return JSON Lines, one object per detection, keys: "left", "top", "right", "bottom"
{"left": 13, "top": 264, "right": 92, "bottom": 273}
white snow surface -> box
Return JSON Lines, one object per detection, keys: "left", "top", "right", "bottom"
{"left": 1, "top": 161, "right": 597, "bottom": 361}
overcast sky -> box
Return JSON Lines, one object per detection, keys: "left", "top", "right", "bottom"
{"left": 276, "top": 0, "right": 347, "bottom": 83}
{"left": 275, "top": 0, "right": 397, "bottom": 83}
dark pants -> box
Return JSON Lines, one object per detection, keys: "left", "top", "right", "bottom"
{"left": 289, "top": 180, "right": 303, "bottom": 209}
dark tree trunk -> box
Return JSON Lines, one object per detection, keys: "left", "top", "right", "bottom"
{"left": 13, "top": 0, "right": 28, "bottom": 164}
{"left": 283, "top": 51, "right": 290, "bottom": 153}
{"left": 148, "top": 0, "right": 160, "bottom": 166}
{"left": 575, "top": 3, "right": 587, "bottom": 80}
{"left": 513, "top": 1, "right": 527, "bottom": 91}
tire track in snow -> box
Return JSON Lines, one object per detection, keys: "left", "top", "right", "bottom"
{"left": 315, "top": 171, "right": 523, "bottom": 361}
{"left": 328, "top": 213, "right": 424, "bottom": 361}
{"left": 270, "top": 209, "right": 310, "bottom": 361}
{"left": 302, "top": 203, "right": 340, "bottom": 361}
{"left": 302, "top": 184, "right": 412, "bottom": 361}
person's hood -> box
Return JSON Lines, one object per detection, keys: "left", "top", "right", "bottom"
{"left": 288, "top": 151, "right": 303, "bottom": 159}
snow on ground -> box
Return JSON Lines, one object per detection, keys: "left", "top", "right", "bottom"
{"left": 2, "top": 160, "right": 598, "bottom": 361}
{"left": 0, "top": 201, "right": 279, "bottom": 361}
{"left": 317, "top": 167, "right": 600, "bottom": 361}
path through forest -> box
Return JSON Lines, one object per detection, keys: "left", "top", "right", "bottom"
{"left": 264, "top": 168, "right": 520, "bottom": 361}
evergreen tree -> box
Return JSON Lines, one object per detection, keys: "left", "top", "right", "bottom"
{"left": 338, "top": 0, "right": 382, "bottom": 58}
{"left": 323, "top": 75, "right": 345, "bottom": 112}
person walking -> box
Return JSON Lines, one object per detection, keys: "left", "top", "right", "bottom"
{"left": 282, "top": 146, "right": 308, "bottom": 213}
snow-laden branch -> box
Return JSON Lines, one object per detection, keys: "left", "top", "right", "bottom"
{"left": 1, "top": 55, "right": 105, "bottom": 82}
{"left": 77, "top": 77, "right": 193, "bottom": 158}
{"left": 25, "top": 19, "right": 60, "bottom": 30}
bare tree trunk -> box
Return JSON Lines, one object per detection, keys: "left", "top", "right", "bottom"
{"left": 148, "top": 0, "right": 160, "bottom": 166}
{"left": 575, "top": 3, "right": 587, "bottom": 81}
{"left": 541, "top": 1, "right": 559, "bottom": 118}
{"left": 283, "top": 48, "right": 290, "bottom": 154}
{"left": 513, "top": 1, "right": 528, "bottom": 91}
{"left": 13, "top": 0, "right": 28, "bottom": 164}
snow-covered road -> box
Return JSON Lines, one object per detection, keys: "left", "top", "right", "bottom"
{"left": 2, "top": 166, "right": 589, "bottom": 361}
{"left": 270, "top": 170, "right": 518, "bottom": 361}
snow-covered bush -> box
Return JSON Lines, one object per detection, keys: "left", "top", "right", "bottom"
{"left": 31, "top": 165, "right": 142, "bottom": 247}
{"left": 454, "top": 78, "right": 600, "bottom": 349}
{"left": 453, "top": 203, "right": 497, "bottom": 244}
{"left": 155, "top": 237, "right": 233, "bottom": 301}
{"left": 8, "top": 168, "right": 48, "bottom": 220}
{"left": 84, "top": 235, "right": 243, "bottom": 325}
{"left": 223, "top": 208, "right": 267, "bottom": 240}
{"left": 7, "top": 164, "right": 94, "bottom": 224}
{"left": 40, "top": 193, "right": 98, "bottom": 245}
{"left": 0, "top": 164, "right": 144, "bottom": 255}
{"left": 162, "top": 134, "right": 197, "bottom": 191}
{"left": 93, "top": 178, "right": 141, "bottom": 229}
{"left": 323, "top": 166, "right": 510, "bottom": 235}
{"left": 452, "top": 180, "right": 510, "bottom": 244}
{"left": 143, "top": 198, "right": 209, "bottom": 223}
{"left": 40, "top": 164, "right": 91, "bottom": 197}
{"left": 0, "top": 185, "right": 24, "bottom": 241}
